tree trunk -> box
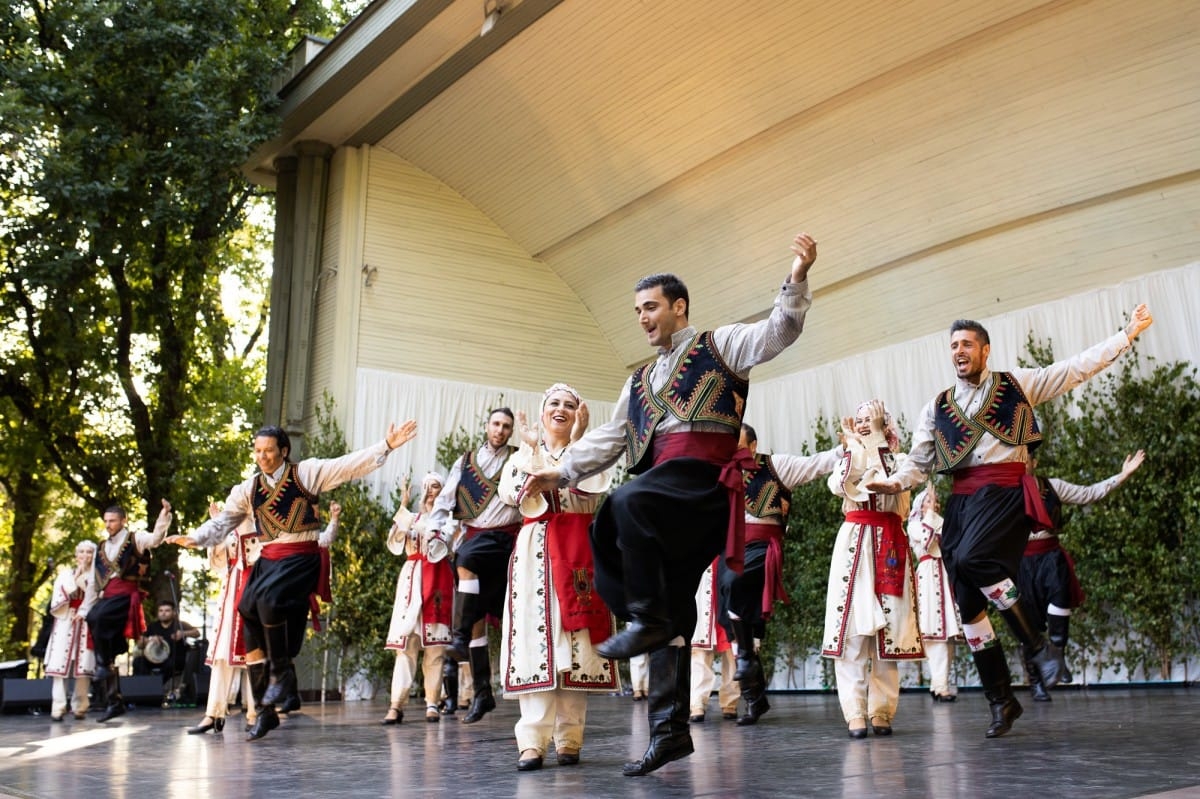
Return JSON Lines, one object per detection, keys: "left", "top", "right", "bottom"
{"left": 4, "top": 470, "right": 49, "bottom": 654}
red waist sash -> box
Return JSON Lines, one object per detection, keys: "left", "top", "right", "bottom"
{"left": 260, "top": 540, "right": 331, "bottom": 631}
{"left": 651, "top": 432, "right": 754, "bottom": 575}
{"left": 103, "top": 577, "right": 147, "bottom": 641}
{"left": 525, "top": 511, "right": 611, "bottom": 645}
{"left": 464, "top": 523, "right": 521, "bottom": 540}
{"left": 845, "top": 510, "right": 907, "bottom": 598}
{"left": 951, "top": 462, "right": 1053, "bottom": 532}
{"left": 746, "top": 521, "right": 788, "bottom": 614}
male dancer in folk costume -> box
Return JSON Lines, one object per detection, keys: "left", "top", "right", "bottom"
{"left": 86, "top": 500, "right": 173, "bottom": 722}
{"left": 170, "top": 421, "right": 417, "bottom": 740}
{"left": 867, "top": 304, "right": 1153, "bottom": 737}
{"left": 1020, "top": 449, "right": 1145, "bottom": 701}
{"left": 429, "top": 408, "right": 522, "bottom": 724}
{"left": 689, "top": 559, "right": 738, "bottom": 724}
{"left": 45, "top": 541, "right": 98, "bottom": 721}
{"left": 823, "top": 400, "right": 923, "bottom": 739}
{"left": 522, "top": 231, "right": 818, "bottom": 776}
{"left": 723, "top": 422, "right": 841, "bottom": 726}
{"left": 906, "top": 485, "right": 963, "bottom": 702}
{"left": 382, "top": 472, "right": 454, "bottom": 725}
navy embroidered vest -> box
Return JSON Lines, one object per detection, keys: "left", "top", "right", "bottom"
{"left": 252, "top": 462, "right": 321, "bottom": 542}
{"left": 744, "top": 453, "right": 790, "bottom": 523}
{"left": 453, "top": 446, "right": 515, "bottom": 521}
{"left": 624, "top": 331, "right": 748, "bottom": 474}
{"left": 1035, "top": 476, "right": 1063, "bottom": 531}
{"left": 932, "top": 371, "right": 1041, "bottom": 473}
{"left": 95, "top": 533, "right": 151, "bottom": 591}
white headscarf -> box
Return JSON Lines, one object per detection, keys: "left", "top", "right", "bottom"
{"left": 541, "top": 382, "right": 581, "bottom": 412}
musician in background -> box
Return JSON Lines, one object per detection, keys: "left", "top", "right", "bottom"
{"left": 134, "top": 599, "right": 200, "bottom": 706}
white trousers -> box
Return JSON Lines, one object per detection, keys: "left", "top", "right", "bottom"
{"left": 514, "top": 689, "right": 587, "bottom": 755}
{"left": 389, "top": 636, "right": 447, "bottom": 710}
{"left": 51, "top": 676, "right": 90, "bottom": 718}
{"left": 923, "top": 639, "right": 957, "bottom": 696}
{"left": 690, "top": 648, "right": 739, "bottom": 715}
{"left": 832, "top": 634, "right": 899, "bottom": 723}
{"left": 629, "top": 653, "right": 649, "bottom": 695}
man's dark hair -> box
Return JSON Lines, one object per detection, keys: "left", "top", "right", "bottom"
{"left": 741, "top": 423, "right": 758, "bottom": 445}
{"left": 950, "top": 319, "right": 990, "bottom": 346}
{"left": 103, "top": 505, "right": 127, "bottom": 518}
{"left": 254, "top": 425, "right": 293, "bottom": 461}
{"left": 489, "top": 407, "right": 515, "bottom": 423}
{"left": 635, "top": 273, "right": 690, "bottom": 316}
{"left": 157, "top": 599, "right": 177, "bottom": 610}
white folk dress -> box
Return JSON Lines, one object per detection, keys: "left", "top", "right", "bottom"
{"left": 821, "top": 431, "right": 922, "bottom": 660}
{"left": 498, "top": 442, "right": 618, "bottom": 695}
{"left": 44, "top": 567, "right": 98, "bottom": 679}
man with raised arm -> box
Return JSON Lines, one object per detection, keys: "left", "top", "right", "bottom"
{"left": 866, "top": 305, "right": 1152, "bottom": 738}
{"left": 168, "top": 420, "right": 417, "bottom": 740}
{"left": 522, "top": 231, "right": 818, "bottom": 776}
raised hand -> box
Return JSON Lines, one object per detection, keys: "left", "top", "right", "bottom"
{"left": 867, "top": 399, "right": 886, "bottom": 433}
{"left": 386, "top": 420, "right": 418, "bottom": 450}
{"left": 515, "top": 410, "right": 541, "bottom": 449}
{"left": 571, "top": 402, "right": 590, "bottom": 443}
{"left": 400, "top": 474, "right": 412, "bottom": 509}
{"left": 1122, "top": 449, "right": 1146, "bottom": 478}
{"left": 1124, "top": 304, "right": 1153, "bottom": 341}
{"left": 789, "top": 232, "right": 817, "bottom": 283}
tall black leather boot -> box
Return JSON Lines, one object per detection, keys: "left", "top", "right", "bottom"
{"left": 462, "top": 645, "right": 495, "bottom": 724}
{"left": 447, "top": 590, "right": 478, "bottom": 663}
{"left": 1021, "top": 645, "right": 1052, "bottom": 702}
{"left": 1047, "top": 614, "right": 1073, "bottom": 683}
{"left": 97, "top": 673, "right": 126, "bottom": 722}
{"left": 729, "top": 618, "right": 758, "bottom": 681}
{"left": 974, "top": 643, "right": 1022, "bottom": 738}
{"left": 246, "top": 662, "right": 280, "bottom": 741}
{"left": 735, "top": 658, "right": 771, "bottom": 726}
{"left": 261, "top": 622, "right": 295, "bottom": 706}
{"left": 441, "top": 657, "right": 459, "bottom": 715}
{"left": 623, "top": 645, "right": 694, "bottom": 776}
{"left": 999, "top": 599, "right": 1066, "bottom": 689}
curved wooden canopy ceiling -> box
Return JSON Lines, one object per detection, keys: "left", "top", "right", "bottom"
{"left": 246, "top": 0, "right": 1199, "bottom": 375}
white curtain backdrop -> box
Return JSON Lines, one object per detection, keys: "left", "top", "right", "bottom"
{"left": 351, "top": 370, "right": 616, "bottom": 500}
{"left": 744, "top": 262, "right": 1200, "bottom": 454}
{"left": 350, "top": 262, "right": 1198, "bottom": 498}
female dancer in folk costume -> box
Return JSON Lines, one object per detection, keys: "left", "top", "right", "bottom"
{"left": 822, "top": 400, "right": 923, "bottom": 739}
{"left": 45, "top": 541, "right": 98, "bottom": 721}
{"left": 499, "top": 383, "right": 619, "bottom": 772}
{"left": 906, "top": 484, "right": 963, "bottom": 702}
{"left": 184, "top": 506, "right": 261, "bottom": 734}
{"left": 382, "top": 472, "right": 454, "bottom": 725}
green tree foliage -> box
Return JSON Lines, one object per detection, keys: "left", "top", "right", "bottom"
{"left": 0, "top": 1, "right": 347, "bottom": 655}
{"left": 1023, "top": 338, "right": 1200, "bottom": 680}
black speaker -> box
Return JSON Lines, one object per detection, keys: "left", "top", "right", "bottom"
{"left": 1, "top": 678, "right": 52, "bottom": 712}
{"left": 118, "top": 675, "right": 169, "bottom": 705}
